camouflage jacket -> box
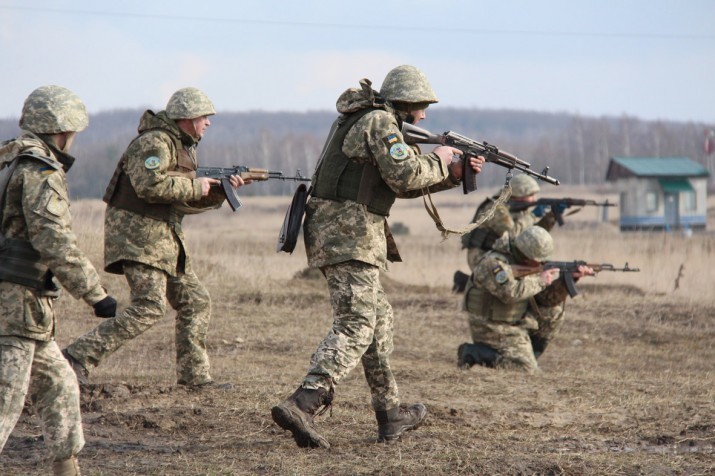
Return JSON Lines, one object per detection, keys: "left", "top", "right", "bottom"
{"left": 104, "top": 110, "right": 225, "bottom": 277}
{"left": 463, "top": 237, "right": 547, "bottom": 324}
{"left": 463, "top": 197, "right": 556, "bottom": 250}
{"left": 0, "top": 133, "right": 107, "bottom": 341}
{"left": 304, "top": 80, "right": 460, "bottom": 270}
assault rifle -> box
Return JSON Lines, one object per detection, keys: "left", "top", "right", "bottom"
{"left": 510, "top": 198, "right": 616, "bottom": 226}
{"left": 401, "top": 122, "right": 560, "bottom": 194}
{"left": 196, "top": 166, "right": 311, "bottom": 211}
{"left": 512, "top": 261, "right": 640, "bottom": 297}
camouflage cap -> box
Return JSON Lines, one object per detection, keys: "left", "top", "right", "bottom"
{"left": 514, "top": 226, "right": 553, "bottom": 261}
{"left": 510, "top": 174, "right": 540, "bottom": 197}
{"left": 379, "top": 65, "right": 438, "bottom": 105}
{"left": 19, "top": 85, "right": 89, "bottom": 134}
{"left": 166, "top": 87, "right": 216, "bottom": 120}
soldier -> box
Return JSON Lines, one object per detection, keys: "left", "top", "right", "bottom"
{"left": 458, "top": 226, "right": 593, "bottom": 373}
{"left": 0, "top": 86, "right": 117, "bottom": 476}
{"left": 462, "top": 174, "right": 567, "bottom": 271}
{"left": 271, "top": 65, "right": 485, "bottom": 448}
{"left": 62, "top": 87, "right": 246, "bottom": 389}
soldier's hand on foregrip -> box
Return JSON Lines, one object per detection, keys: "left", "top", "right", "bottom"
{"left": 93, "top": 296, "right": 117, "bottom": 318}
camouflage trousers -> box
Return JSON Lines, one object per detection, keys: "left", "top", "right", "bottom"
{"left": 0, "top": 336, "right": 84, "bottom": 461}
{"left": 468, "top": 303, "right": 566, "bottom": 373}
{"left": 65, "top": 262, "right": 212, "bottom": 385}
{"left": 303, "top": 260, "right": 400, "bottom": 411}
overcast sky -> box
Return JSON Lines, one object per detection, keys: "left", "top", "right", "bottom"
{"left": 1, "top": 0, "right": 714, "bottom": 123}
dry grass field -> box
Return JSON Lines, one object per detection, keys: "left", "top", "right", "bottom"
{"left": 2, "top": 186, "right": 714, "bottom": 475}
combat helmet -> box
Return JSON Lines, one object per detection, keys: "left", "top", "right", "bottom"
{"left": 510, "top": 174, "right": 540, "bottom": 198}
{"left": 514, "top": 226, "right": 553, "bottom": 262}
{"left": 166, "top": 87, "right": 216, "bottom": 120}
{"left": 19, "top": 85, "right": 89, "bottom": 134}
{"left": 379, "top": 65, "right": 438, "bottom": 107}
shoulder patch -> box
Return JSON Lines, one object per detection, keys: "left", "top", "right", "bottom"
{"left": 144, "top": 156, "right": 161, "bottom": 170}
{"left": 389, "top": 142, "right": 409, "bottom": 160}
{"left": 495, "top": 270, "right": 509, "bottom": 284}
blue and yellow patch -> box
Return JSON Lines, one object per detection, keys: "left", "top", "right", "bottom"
{"left": 39, "top": 166, "right": 55, "bottom": 175}
{"left": 492, "top": 264, "right": 508, "bottom": 284}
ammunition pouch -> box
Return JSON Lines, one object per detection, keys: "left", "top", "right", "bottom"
{"left": 0, "top": 238, "right": 60, "bottom": 297}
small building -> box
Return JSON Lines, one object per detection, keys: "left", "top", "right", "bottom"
{"left": 605, "top": 157, "right": 709, "bottom": 231}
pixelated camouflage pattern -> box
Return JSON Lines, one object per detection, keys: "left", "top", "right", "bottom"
{"left": 66, "top": 262, "right": 212, "bottom": 385}
{"left": 302, "top": 261, "right": 399, "bottom": 411}
{"left": 166, "top": 87, "right": 216, "bottom": 120}
{"left": 19, "top": 86, "right": 88, "bottom": 134}
{"left": 509, "top": 174, "right": 540, "bottom": 197}
{"left": 0, "top": 133, "right": 107, "bottom": 341}
{"left": 379, "top": 65, "right": 438, "bottom": 104}
{"left": 304, "top": 83, "right": 457, "bottom": 270}
{"left": 465, "top": 197, "right": 547, "bottom": 269}
{"left": 104, "top": 110, "right": 224, "bottom": 277}
{"left": 514, "top": 226, "right": 553, "bottom": 261}
{"left": 0, "top": 337, "right": 84, "bottom": 460}
{"left": 463, "top": 241, "right": 566, "bottom": 373}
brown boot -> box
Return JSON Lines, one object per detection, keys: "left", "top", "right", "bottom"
{"left": 61, "top": 350, "right": 89, "bottom": 387}
{"left": 376, "top": 403, "right": 427, "bottom": 442}
{"left": 271, "top": 386, "right": 333, "bottom": 448}
{"left": 52, "top": 456, "right": 80, "bottom": 476}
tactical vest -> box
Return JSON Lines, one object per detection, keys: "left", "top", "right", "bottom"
{"left": 311, "top": 108, "right": 397, "bottom": 216}
{"left": 463, "top": 253, "right": 528, "bottom": 324}
{"left": 0, "top": 151, "right": 62, "bottom": 296}
{"left": 103, "top": 129, "right": 196, "bottom": 223}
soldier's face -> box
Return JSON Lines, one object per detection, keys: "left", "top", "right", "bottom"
{"left": 192, "top": 116, "right": 211, "bottom": 138}
{"left": 407, "top": 109, "right": 426, "bottom": 125}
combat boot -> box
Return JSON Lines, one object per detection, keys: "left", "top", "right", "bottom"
{"left": 457, "top": 342, "right": 502, "bottom": 369}
{"left": 376, "top": 403, "right": 427, "bottom": 442}
{"left": 52, "top": 456, "right": 80, "bottom": 476}
{"left": 271, "top": 386, "right": 333, "bottom": 449}
{"left": 61, "top": 350, "right": 89, "bottom": 387}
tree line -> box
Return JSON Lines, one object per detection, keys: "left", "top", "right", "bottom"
{"left": 1, "top": 108, "right": 712, "bottom": 199}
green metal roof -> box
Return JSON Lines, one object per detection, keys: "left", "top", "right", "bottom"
{"left": 610, "top": 157, "right": 710, "bottom": 177}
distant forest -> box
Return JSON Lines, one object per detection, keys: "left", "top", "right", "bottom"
{"left": 1, "top": 108, "right": 713, "bottom": 199}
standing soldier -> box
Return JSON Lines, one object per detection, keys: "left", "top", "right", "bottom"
{"left": 271, "top": 65, "right": 484, "bottom": 448}
{"left": 0, "top": 86, "right": 117, "bottom": 476}
{"left": 62, "top": 88, "right": 245, "bottom": 389}
{"left": 462, "top": 174, "right": 565, "bottom": 271}
{"left": 458, "top": 226, "right": 593, "bottom": 373}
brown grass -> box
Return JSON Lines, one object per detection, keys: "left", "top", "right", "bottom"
{"left": 3, "top": 188, "right": 714, "bottom": 475}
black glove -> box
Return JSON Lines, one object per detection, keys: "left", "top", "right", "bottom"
{"left": 93, "top": 296, "right": 117, "bottom": 318}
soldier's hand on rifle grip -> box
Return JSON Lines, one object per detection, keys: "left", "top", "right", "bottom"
{"left": 433, "top": 146, "right": 463, "bottom": 166}
{"left": 198, "top": 177, "right": 220, "bottom": 196}
{"left": 539, "top": 268, "right": 560, "bottom": 286}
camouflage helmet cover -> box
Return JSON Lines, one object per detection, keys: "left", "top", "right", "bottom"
{"left": 510, "top": 174, "right": 540, "bottom": 197}
{"left": 379, "top": 65, "right": 438, "bottom": 105}
{"left": 166, "top": 87, "right": 216, "bottom": 120}
{"left": 514, "top": 226, "right": 553, "bottom": 262}
{"left": 19, "top": 85, "right": 89, "bottom": 134}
